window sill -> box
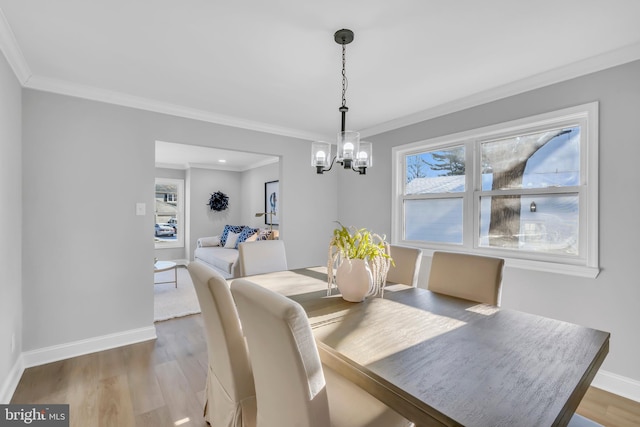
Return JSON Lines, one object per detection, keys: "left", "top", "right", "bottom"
{"left": 503, "top": 257, "right": 599, "bottom": 279}
{"left": 155, "top": 242, "right": 184, "bottom": 250}
{"left": 418, "top": 248, "right": 600, "bottom": 279}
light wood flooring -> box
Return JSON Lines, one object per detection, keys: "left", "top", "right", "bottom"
{"left": 10, "top": 314, "right": 640, "bottom": 427}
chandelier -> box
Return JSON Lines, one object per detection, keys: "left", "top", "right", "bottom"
{"left": 312, "top": 29, "right": 372, "bottom": 175}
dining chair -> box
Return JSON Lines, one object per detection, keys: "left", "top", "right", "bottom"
{"left": 238, "top": 240, "right": 288, "bottom": 276}
{"left": 386, "top": 244, "right": 423, "bottom": 287}
{"left": 187, "top": 261, "right": 257, "bottom": 427}
{"left": 230, "top": 279, "right": 413, "bottom": 427}
{"left": 427, "top": 251, "right": 505, "bottom": 306}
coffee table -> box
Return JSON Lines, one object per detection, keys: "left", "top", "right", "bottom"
{"left": 154, "top": 261, "right": 177, "bottom": 288}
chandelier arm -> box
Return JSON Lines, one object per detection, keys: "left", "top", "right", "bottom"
{"left": 350, "top": 163, "right": 367, "bottom": 175}
{"left": 317, "top": 155, "right": 338, "bottom": 174}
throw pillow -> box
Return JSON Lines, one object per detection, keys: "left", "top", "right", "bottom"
{"left": 198, "top": 236, "right": 221, "bottom": 247}
{"left": 256, "top": 229, "right": 273, "bottom": 241}
{"left": 220, "top": 225, "right": 244, "bottom": 247}
{"left": 235, "top": 226, "right": 260, "bottom": 248}
{"left": 224, "top": 231, "right": 240, "bottom": 249}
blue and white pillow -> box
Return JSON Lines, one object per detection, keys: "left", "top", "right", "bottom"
{"left": 235, "top": 226, "right": 260, "bottom": 248}
{"left": 220, "top": 225, "right": 244, "bottom": 247}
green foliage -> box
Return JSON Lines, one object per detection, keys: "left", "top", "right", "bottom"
{"left": 329, "top": 222, "right": 391, "bottom": 262}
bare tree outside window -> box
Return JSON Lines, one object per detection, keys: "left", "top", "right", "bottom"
{"left": 482, "top": 128, "right": 577, "bottom": 249}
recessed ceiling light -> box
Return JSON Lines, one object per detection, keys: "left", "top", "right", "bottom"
{"left": 218, "top": 159, "right": 227, "bottom": 163}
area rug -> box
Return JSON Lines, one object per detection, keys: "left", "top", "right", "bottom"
{"left": 154, "top": 266, "right": 201, "bottom": 322}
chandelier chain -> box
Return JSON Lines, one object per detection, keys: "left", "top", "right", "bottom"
{"left": 341, "top": 44, "right": 348, "bottom": 108}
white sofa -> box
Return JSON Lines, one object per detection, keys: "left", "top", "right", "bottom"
{"left": 194, "top": 237, "right": 241, "bottom": 279}
{"left": 193, "top": 225, "right": 277, "bottom": 279}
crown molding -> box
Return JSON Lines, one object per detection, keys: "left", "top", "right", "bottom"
{"left": 156, "top": 157, "right": 279, "bottom": 172}
{"left": 0, "top": 7, "right": 322, "bottom": 141}
{"left": 360, "top": 42, "right": 640, "bottom": 138}
{"left": 0, "top": 8, "right": 31, "bottom": 84}
{"left": 25, "top": 75, "right": 324, "bottom": 141}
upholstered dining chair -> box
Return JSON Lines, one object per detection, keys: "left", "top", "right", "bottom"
{"left": 230, "top": 279, "right": 413, "bottom": 427}
{"left": 238, "top": 240, "right": 288, "bottom": 276}
{"left": 187, "top": 261, "right": 257, "bottom": 427}
{"left": 427, "top": 251, "right": 505, "bottom": 306}
{"left": 386, "top": 245, "right": 423, "bottom": 287}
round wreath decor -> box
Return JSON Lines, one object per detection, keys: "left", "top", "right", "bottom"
{"left": 207, "top": 191, "right": 229, "bottom": 211}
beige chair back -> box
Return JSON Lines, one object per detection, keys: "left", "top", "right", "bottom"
{"left": 231, "top": 279, "right": 412, "bottom": 427}
{"left": 427, "top": 251, "right": 504, "bottom": 305}
{"left": 238, "top": 240, "right": 288, "bottom": 276}
{"left": 386, "top": 244, "right": 423, "bottom": 287}
{"left": 231, "top": 279, "right": 331, "bottom": 427}
{"left": 187, "top": 261, "right": 256, "bottom": 426}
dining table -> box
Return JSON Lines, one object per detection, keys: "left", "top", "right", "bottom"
{"left": 230, "top": 266, "right": 610, "bottom": 427}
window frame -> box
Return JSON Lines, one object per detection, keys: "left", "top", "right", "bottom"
{"left": 392, "top": 102, "right": 599, "bottom": 278}
{"left": 154, "top": 177, "right": 185, "bottom": 249}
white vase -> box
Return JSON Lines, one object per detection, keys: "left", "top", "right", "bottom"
{"left": 336, "top": 258, "right": 373, "bottom": 302}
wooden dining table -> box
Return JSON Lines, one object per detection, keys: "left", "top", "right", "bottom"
{"left": 231, "top": 266, "right": 610, "bottom": 427}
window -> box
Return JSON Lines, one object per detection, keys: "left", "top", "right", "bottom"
{"left": 155, "top": 178, "right": 185, "bottom": 249}
{"left": 393, "top": 103, "right": 598, "bottom": 277}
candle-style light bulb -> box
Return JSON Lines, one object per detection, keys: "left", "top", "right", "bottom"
{"left": 343, "top": 142, "right": 354, "bottom": 159}
{"left": 356, "top": 151, "right": 368, "bottom": 166}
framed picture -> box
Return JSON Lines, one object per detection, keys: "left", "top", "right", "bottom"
{"left": 264, "top": 180, "right": 279, "bottom": 225}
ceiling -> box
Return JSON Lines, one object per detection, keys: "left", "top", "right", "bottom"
{"left": 155, "top": 141, "right": 278, "bottom": 171}
{"left": 1, "top": 1, "right": 640, "bottom": 146}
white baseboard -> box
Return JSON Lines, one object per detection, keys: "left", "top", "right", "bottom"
{"left": 0, "top": 355, "right": 25, "bottom": 404}
{"left": 21, "top": 325, "right": 157, "bottom": 369}
{"left": 593, "top": 369, "right": 640, "bottom": 403}
{"left": 174, "top": 259, "right": 189, "bottom": 267}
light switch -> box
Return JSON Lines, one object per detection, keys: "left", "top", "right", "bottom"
{"left": 136, "top": 203, "right": 146, "bottom": 216}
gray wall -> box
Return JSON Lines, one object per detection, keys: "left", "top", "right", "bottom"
{"left": 239, "top": 162, "right": 280, "bottom": 231}
{"left": 340, "top": 60, "right": 640, "bottom": 385}
{"left": 187, "top": 167, "right": 242, "bottom": 258}
{"left": 0, "top": 47, "right": 22, "bottom": 400}
{"left": 21, "top": 89, "right": 338, "bottom": 352}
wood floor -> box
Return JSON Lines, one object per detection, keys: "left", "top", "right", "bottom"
{"left": 10, "top": 314, "right": 640, "bottom": 427}
{"left": 11, "top": 315, "right": 209, "bottom": 427}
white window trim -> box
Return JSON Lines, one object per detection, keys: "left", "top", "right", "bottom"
{"left": 155, "top": 177, "right": 185, "bottom": 249}
{"left": 392, "top": 102, "right": 599, "bottom": 278}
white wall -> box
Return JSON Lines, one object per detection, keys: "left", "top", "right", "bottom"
{"left": 0, "top": 46, "right": 22, "bottom": 402}
{"left": 21, "top": 90, "right": 338, "bottom": 356}
{"left": 340, "top": 60, "right": 640, "bottom": 395}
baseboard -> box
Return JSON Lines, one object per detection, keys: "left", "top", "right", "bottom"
{"left": 0, "top": 355, "right": 25, "bottom": 404}
{"left": 174, "top": 259, "right": 189, "bottom": 267}
{"left": 593, "top": 369, "right": 640, "bottom": 403}
{"left": 21, "top": 325, "right": 157, "bottom": 369}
